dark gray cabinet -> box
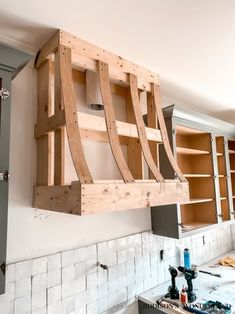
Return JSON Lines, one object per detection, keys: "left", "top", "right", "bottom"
{"left": 0, "top": 43, "right": 32, "bottom": 294}
{"left": 151, "top": 105, "right": 235, "bottom": 239}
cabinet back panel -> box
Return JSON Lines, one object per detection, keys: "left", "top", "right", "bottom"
{"left": 221, "top": 200, "right": 230, "bottom": 221}
{"left": 181, "top": 201, "right": 216, "bottom": 224}
{"left": 188, "top": 177, "right": 215, "bottom": 198}
{"left": 177, "top": 154, "right": 214, "bottom": 175}
{"left": 176, "top": 133, "right": 211, "bottom": 151}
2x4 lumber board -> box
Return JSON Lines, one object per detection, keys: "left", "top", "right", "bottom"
{"left": 59, "top": 45, "right": 93, "bottom": 184}
{"left": 81, "top": 181, "right": 189, "bottom": 214}
{"left": 98, "top": 61, "right": 134, "bottom": 183}
{"left": 35, "top": 31, "right": 59, "bottom": 68}
{"left": 34, "top": 110, "right": 65, "bottom": 138}
{"left": 152, "top": 83, "right": 187, "bottom": 182}
{"left": 34, "top": 182, "right": 82, "bottom": 215}
{"left": 78, "top": 112, "right": 162, "bottom": 142}
{"left": 36, "top": 60, "right": 52, "bottom": 186}
{"left": 80, "top": 129, "right": 128, "bottom": 144}
{"left": 72, "top": 53, "right": 153, "bottom": 92}
{"left": 59, "top": 30, "right": 159, "bottom": 89}
{"left": 130, "top": 74, "right": 163, "bottom": 182}
{"left": 35, "top": 111, "right": 162, "bottom": 141}
{"left": 54, "top": 128, "right": 65, "bottom": 185}
{"left": 34, "top": 181, "right": 189, "bottom": 215}
{"left": 126, "top": 90, "right": 143, "bottom": 179}
{"left": 54, "top": 52, "right": 65, "bottom": 185}
{"left": 147, "top": 90, "right": 159, "bottom": 177}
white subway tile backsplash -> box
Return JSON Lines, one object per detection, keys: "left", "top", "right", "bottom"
{"left": 108, "top": 289, "right": 127, "bottom": 309}
{"left": 62, "top": 296, "right": 75, "bottom": 314}
{"left": 47, "top": 300, "right": 62, "bottom": 314}
{"left": 32, "top": 273, "right": 47, "bottom": 293}
{"left": 97, "top": 269, "right": 107, "bottom": 286}
{"left": 15, "top": 294, "right": 31, "bottom": 313}
{"left": 32, "top": 307, "right": 47, "bottom": 314}
{"left": 74, "top": 247, "right": 88, "bottom": 264}
{"left": 6, "top": 264, "right": 15, "bottom": 284}
{"left": 47, "top": 285, "right": 61, "bottom": 305}
{"left": 0, "top": 301, "right": 14, "bottom": 314}
{"left": 32, "top": 290, "right": 46, "bottom": 311}
{"left": 87, "top": 301, "right": 97, "bottom": 314}
{"left": 15, "top": 260, "right": 32, "bottom": 281}
{"left": 32, "top": 257, "right": 47, "bottom": 276}
{"left": 15, "top": 278, "right": 31, "bottom": 298}
{"left": 97, "top": 296, "right": 109, "bottom": 313}
{"left": 0, "top": 224, "right": 233, "bottom": 314}
{"left": 62, "top": 265, "right": 75, "bottom": 283}
{"left": 0, "top": 282, "right": 15, "bottom": 303}
{"left": 87, "top": 272, "right": 98, "bottom": 290}
{"left": 47, "top": 269, "right": 61, "bottom": 289}
{"left": 48, "top": 254, "right": 61, "bottom": 272}
{"left": 62, "top": 250, "right": 74, "bottom": 268}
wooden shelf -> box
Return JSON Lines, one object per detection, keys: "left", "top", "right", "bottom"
{"left": 176, "top": 147, "right": 210, "bottom": 155}
{"left": 218, "top": 174, "right": 225, "bottom": 178}
{"left": 230, "top": 170, "right": 235, "bottom": 173}
{"left": 220, "top": 197, "right": 227, "bottom": 201}
{"left": 217, "top": 152, "right": 223, "bottom": 157}
{"left": 229, "top": 149, "right": 235, "bottom": 154}
{"left": 183, "top": 174, "right": 211, "bottom": 178}
{"left": 182, "top": 198, "right": 213, "bottom": 205}
{"left": 181, "top": 222, "right": 213, "bottom": 232}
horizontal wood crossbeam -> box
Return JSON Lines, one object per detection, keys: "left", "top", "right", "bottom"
{"left": 35, "top": 30, "right": 159, "bottom": 91}
{"left": 35, "top": 111, "right": 162, "bottom": 143}
{"left": 34, "top": 180, "right": 189, "bottom": 215}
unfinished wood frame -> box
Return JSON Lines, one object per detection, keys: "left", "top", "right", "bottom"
{"left": 34, "top": 29, "right": 189, "bottom": 215}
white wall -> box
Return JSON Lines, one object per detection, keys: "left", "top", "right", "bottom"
{"left": 7, "top": 61, "right": 151, "bottom": 264}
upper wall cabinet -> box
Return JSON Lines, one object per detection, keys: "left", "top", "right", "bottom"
{"left": 0, "top": 43, "right": 32, "bottom": 294}
{"left": 151, "top": 105, "right": 235, "bottom": 239}
{"left": 33, "top": 29, "right": 189, "bottom": 215}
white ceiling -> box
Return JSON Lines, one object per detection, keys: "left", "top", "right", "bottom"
{"left": 0, "top": 0, "right": 235, "bottom": 122}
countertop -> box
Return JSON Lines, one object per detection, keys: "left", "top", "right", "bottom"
{"left": 139, "top": 251, "right": 235, "bottom": 313}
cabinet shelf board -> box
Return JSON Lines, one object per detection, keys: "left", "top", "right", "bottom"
{"left": 183, "top": 174, "right": 211, "bottom": 178}
{"left": 230, "top": 170, "right": 235, "bottom": 173}
{"left": 217, "top": 153, "right": 223, "bottom": 157}
{"left": 229, "top": 149, "right": 235, "bottom": 154}
{"left": 182, "top": 198, "right": 213, "bottom": 205}
{"left": 182, "top": 222, "right": 213, "bottom": 233}
{"left": 176, "top": 147, "right": 210, "bottom": 155}
{"left": 220, "top": 197, "right": 227, "bottom": 201}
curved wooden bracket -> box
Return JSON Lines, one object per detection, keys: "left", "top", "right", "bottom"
{"left": 98, "top": 61, "right": 134, "bottom": 183}
{"left": 152, "top": 83, "right": 187, "bottom": 182}
{"left": 129, "top": 74, "right": 164, "bottom": 182}
{"left": 59, "top": 45, "right": 93, "bottom": 184}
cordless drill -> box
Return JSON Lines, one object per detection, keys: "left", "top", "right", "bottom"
{"left": 178, "top": 265, "right": 198, "bottom": 303}
{"left": 167, "top": 266, "right": 179, "bottom": 299}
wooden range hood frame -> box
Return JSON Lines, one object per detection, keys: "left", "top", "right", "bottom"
{"left": 34, "top": 29, "right": 189, "bottom": 215}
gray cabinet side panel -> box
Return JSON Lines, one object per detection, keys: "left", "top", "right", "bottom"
{"left": 0, "top": 69, "right": 11, "bottom": 294}
{"left": 151, "top": 204, "right": 180, "bottom": 239}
